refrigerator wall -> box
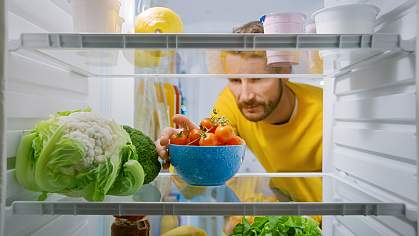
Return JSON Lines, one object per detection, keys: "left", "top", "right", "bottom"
{"left": 323, "top": 0, "right": 417, "bottom": 235}
{"left": 1, "top": 0, "right": 6, "bottom": 233}
{"left": 3, "top": 0, "right": 103, "bottom": 235}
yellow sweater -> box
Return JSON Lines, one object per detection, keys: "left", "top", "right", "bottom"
{"left": 214, "top": 82, "right": 323, "bottom": 202}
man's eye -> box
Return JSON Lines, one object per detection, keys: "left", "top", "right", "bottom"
{"left": 229, "top": 78, "right": 241, "bottom": 84}
{"left": 250, "top": 78, "right": 261, "bottom": 82}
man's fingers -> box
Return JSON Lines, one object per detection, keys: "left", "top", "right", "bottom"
{"left": 159, "top": 135, "right": 170, "bottom": 146}
{"left": 162, "top": 127, "right": 177, "bottom": 137}
{"left": 173, "top": 114, "right": 199, "bottom": 130}
{"left": 155, "top": 140, "right": 169, "bottom": 161}
{"left": 159, "top": 127, "right": 178, "bottom": 146}
{"left": 159, "top": 149, "right": 169, "bottom": 161}
{"left": 155, "top": 118, "right": 197, "bottom": 167}
{"left": 162, "top": 160, "right": 171, "bottom": 169}
{"left": 156, "top": 127, "right": 182, "bottom": 162}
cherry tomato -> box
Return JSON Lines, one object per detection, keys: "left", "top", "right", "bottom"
{"left": 169, "top": 131, "right": 188, "bottom": 145}
{"left": 187, "top": 128, "right": 202, "bottom": 146}
{"left": 215, "top": 125, "right": 235, "bottom": 144}
{"left": 211, "top": 124, "right": 219, "bottom": 133}
{"left": 200, "top": 118, "right": 216, "bottom": 133}
{"left": 226, "top": 135, "right": 243, "bottom": 145}
{"left": 199, "top": 133, "right": 218, "bottom": 146}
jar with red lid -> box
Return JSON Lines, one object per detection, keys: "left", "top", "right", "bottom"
{"left": 111, "top": 215, "right": 150, "bottom": 236}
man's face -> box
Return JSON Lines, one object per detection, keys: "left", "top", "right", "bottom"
{"left": 224, "top": 53, "right": 291, "bottom": 122}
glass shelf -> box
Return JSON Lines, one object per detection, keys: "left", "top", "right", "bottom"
{"left": 9, "top": 173, "right": 405, "bottom": 217}
{"left": 10, "top": 33, "right": 403, "bottom": 78}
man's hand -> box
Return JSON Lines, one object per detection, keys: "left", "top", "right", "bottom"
{"left": 155, "top": 114, "right": 199, "bottom": 169}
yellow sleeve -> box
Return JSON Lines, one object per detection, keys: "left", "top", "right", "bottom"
{"left": 270, "top": 177, "right": 322, "bottom": 202}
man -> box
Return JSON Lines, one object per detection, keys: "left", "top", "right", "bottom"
{"left": 156, "top": 21, "right": 322, "bottom": 203}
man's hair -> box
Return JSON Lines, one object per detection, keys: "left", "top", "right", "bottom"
{"left": 221, "top": 21, "right": 291, "bottom": 73}
{"left": 220, "top": 21, "right": 265, "bottom": 66}
{"left": 233, "top": 21, "right": 264, "bottom": 34}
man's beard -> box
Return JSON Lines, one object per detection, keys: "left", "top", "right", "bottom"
{"left": 237, "top": 81, "right": 283, "bottom": 122}
{"left": 238, "top": 99, "right": 280, "bottom": 121}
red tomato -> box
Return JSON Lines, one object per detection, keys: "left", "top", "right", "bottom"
{"left": 187, "top": 128, "right": 202, "bottom": 146}
{"left": 200, "top": 118, "right": 216, "bottom": 133}
{"left": 212, "top": 124, "right": 219, "bottom": 133}
{"left": 169, "top": 131, "right": 188, "bottom": 145}
{"left": 199, "top": 133, "right": 218, "bottom": 146}
{"left": 226, "top": 135, "right": 243, "bottom": 145}
{"left": 215, "top": 125, "right": 235, "bottom": 144}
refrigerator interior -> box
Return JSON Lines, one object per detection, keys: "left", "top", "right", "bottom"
{"left": 1, "top": 0, "right": 418, "bottom": 235}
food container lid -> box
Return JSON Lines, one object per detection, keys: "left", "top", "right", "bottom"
{"left": 312, "top": 3, "right": 380, "bottom": 19}
{"left": 259, "top": 12, "right": 306, "bottom": 24}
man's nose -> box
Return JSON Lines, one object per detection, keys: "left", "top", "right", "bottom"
{"left": 239, "top": 81, "right": 256, "bottom": 101}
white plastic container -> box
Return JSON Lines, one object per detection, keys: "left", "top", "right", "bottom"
{"left": 70, "top": 0, "right": 123, "bottom": 66}
{"left": 70, "top": 0, "right": 122, "bottom": 32}
{"left": 323, "top": 0, "right": 383, "bottom": 8}
{"left": 318, "top": 50, "right": 338, "bottom": 74}
{"left": 312, "top": 3, "right": 380, "bottom": 34}
{"left": 260, "top": 12, "right": 306, "bottom": 67}
{"left": 313, "top": 4, "right": 380, "bottom": 71}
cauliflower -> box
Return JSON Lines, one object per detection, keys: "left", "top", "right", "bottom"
{"left": 58, "top": 112, "right": 125, "bottom": 167}
{"left": 15, "top": 109, "right": 145, "bottom": 201}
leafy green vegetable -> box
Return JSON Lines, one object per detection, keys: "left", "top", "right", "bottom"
{"left": 15, "top": 132, "right": 41, "bottom": 192}
{"left": 15, "top": 109, "right": 146, "bottom": 201}
{"left": 230, "top": 216, "right": 322, "bottom": 236}
{"left": 123, "top": 125, "right": 161, "bottom": 184}
{"left": 108, "top": 145, "right": 145, "bottom": 196}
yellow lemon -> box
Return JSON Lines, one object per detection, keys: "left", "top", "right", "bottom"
{"left": 135, "top": 7, "right": 183, "bottom": 34}
{"left": 161, "top": 225, "right": 207, "bottom": 236}
{"left": 160, "top": 216, "right": 179, "bottom": 234}
{"left": 134, "top": 7, "right": 184, "bottom": 68}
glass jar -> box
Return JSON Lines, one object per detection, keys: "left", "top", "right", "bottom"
{"left": 111, "top": 216, "right": 150, "bottom": 236}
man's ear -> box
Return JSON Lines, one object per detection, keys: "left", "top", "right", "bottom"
{"left": 280, "top": 65, "right": 292, "bottom": 74}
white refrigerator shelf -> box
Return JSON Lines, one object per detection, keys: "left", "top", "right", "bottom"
{"left": 15, "top": 33, "right": 400, "bottom": 50}
{"left": 7, "top": 33, "right": 407, "bottom": 78}
{"left": 9, "top": 173, "right": 406, "bottom": 217}
{"left": 12, "top": 202, "right": 404, "bottom": 216}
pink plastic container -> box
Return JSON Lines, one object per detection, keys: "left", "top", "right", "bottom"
{"left": 260, "top": 12, "right": 306, "bottom": 67}
{"left": 305, "top": 22, "right": 316, "bottom": 34}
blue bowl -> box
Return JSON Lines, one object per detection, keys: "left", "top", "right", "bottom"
{"left": 168, "top": 144, "right": 246, "bottom": 186}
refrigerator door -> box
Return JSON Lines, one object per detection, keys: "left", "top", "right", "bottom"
{"left": 322, "top": 1, "right": 417, "bottom": 235}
